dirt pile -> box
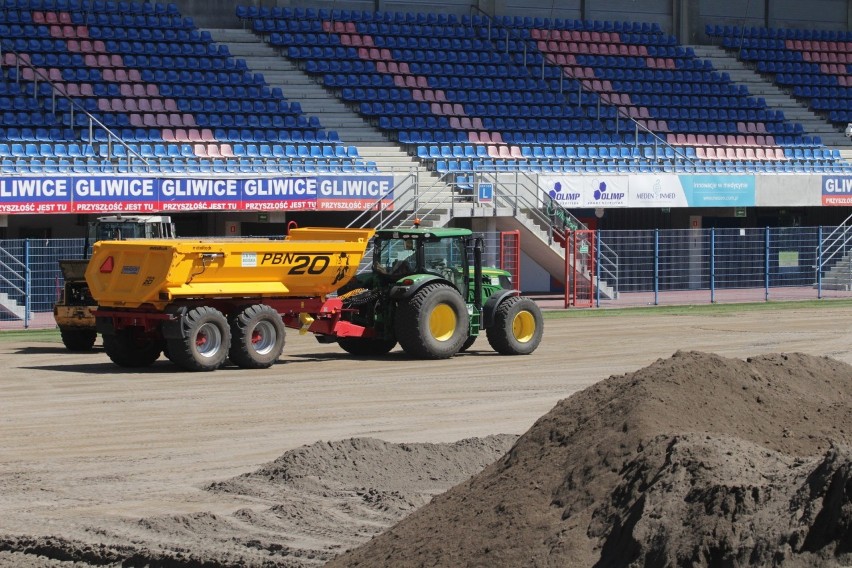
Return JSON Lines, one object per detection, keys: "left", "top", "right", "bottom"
{"left": 330, "top": 351, "right": 852, "bottom": 567}
{"left": 0, "top": 436, "right": 516, "bottom": 567}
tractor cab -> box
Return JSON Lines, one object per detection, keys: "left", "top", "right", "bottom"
{"left": 371, "top": 227, "right": 471, "bottom": 294}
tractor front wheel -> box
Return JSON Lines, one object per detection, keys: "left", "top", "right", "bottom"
{"left": 395, "top": 283, "right": 469, "bottom": 359}
{"left": 60, "top": 329, "right": 97, "bottom": 351}
{"left": 229, "top": 304, "right": 286, "bottom": 369}
{"left": 486, "top": 296, "right": 544, "bottom": 355}
{"left": 167, "top": 306, "right": 231, "bottom": 372}
{"left": 103, "top": 329, "right": 162, "bottom": 367}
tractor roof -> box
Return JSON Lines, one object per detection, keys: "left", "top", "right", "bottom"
{"left": 374, "top": 227, "right": 472, "bottom": 239}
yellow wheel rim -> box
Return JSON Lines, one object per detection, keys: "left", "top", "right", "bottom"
{"left": 429, "top": 303, "right": 457, "bottom": 342}
{"left": 512, "top": 311, "right": 536, "bottom": 343}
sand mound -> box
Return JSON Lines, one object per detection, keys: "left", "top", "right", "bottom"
{"left": 4, "top": 351, "right": 851, "bottom": 567}
{"left": 330, "top": 351, "right": 852, "bottom": 567}
{"left": 1, "top": 436, "right": 516, "bottom": 567}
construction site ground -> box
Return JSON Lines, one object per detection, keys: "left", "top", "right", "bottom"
{"left": 1, "top": 300, "right": 851, "bottom": 566}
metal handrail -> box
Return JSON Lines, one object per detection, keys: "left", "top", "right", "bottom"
{"left": 489, "top": 21, "right": 696, "bottom": 166}
{"left": 818, "top": 213, "right": 852, "bottom": 271}
{"left": 0, "top": 246, "right": 27, "bottom": 297}
{"left": 0, "top": 48, "right": 152, "bottom": 171}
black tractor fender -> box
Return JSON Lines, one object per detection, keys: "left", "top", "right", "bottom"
{"left": 482, "top": 289, "right": 520, "bottom": 329}
{"left": 389, "top": 275, "right": 456, "bottom": 302}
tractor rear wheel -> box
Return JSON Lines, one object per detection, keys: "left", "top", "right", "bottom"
{"left": 60, "top": 329, "right": 97, "bottom": 351}
{"left": 338, "top": 337, "right": 397, "bottom": 356}
{"left": 167, "top": 306, "right": 230, "bottom": 372}
{"left": 229, "top": 304, "right": 286, "bottom": 369}
{"left": 486, "top": 296, "right": 543, "bottom": 355}
{"left": 395, "top": 283, "right": 468, "bottom": 359}
{"left": 103, "top": 329, "right": 162, "bottom": 367}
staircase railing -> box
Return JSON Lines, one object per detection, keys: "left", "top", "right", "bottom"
{"left": 0, "top": 48, "right": 152, "bottom": 171}
{"left": 818, "top": 214, "right": 852, "bottom": 274}
{"left": 0, "top": 243, "right": 29, "bottom": 323}
{"left": 348, "top": 167, "right": 619, "bottom": 295}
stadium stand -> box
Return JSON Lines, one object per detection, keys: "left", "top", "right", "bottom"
{"left": 707, "top": 25, "right": 852, "bottom": 127}
{"left": 244, "top": 7, "right": 850, "bottom": 174}
{"left": 0, "top": 0, "right": 373, "bottom": 174}
{"left": 0, "top": 1, "right": 847, "bottom": 176}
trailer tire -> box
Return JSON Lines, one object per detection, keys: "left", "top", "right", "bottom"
{"left": 486, "top": 296, "right": 543, "bottom": 355}
{"left": 103, "top": 329, "right": 162, "bottom": 367}
{"left": 229, "top": 304, "right": 286, "bottom": 369}
{"left": 338, "top": 337, "right": 396, "bottom": 356}
{"left": 60, "top": 329, "right": 97, "bottom": 351}
{"left": 395, "top": 283, "right": 468, "bottom": 359}
{"left": 167, "top": 306, "right": 230, "bottom": 372}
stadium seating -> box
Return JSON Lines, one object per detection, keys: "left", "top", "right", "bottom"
{"left": 243, "top": 7, "right": 849, "bottom": 174}
{"left": 0, "top": 0, "right": 371, "bottom": 173}
{"left": 707, "top": 25, "right": 852, "bottom": 126}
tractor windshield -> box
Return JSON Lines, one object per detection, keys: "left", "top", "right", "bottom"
{"left": 373, "top": 235, "right": 468, "bottom": 292}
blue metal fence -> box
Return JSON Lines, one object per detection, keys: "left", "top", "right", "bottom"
{"left": 596, "top": 226, "right": 850, "bottom": 307}
{"left": 1, "top": 227, "right": 851, "bottom": 329}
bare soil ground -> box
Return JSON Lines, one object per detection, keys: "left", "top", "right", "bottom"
{"left": 2, "top": 304, "right": 852, "bottom": 566}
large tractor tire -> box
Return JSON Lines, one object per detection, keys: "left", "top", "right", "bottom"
{"left": 166, "top": 306, "right": 230, "bottom": 372}
{"left": 103, "top": 329, "right": 162, "bottom": 367}
{"left": 486, "top": 296, "right": 544, "bottom": 355}
{"left": 228, "top": 304, "right": 286, "bottom": 369}
{"left": 60, "top": 329, "right": 97, "bottom": 351}
{"left": 458, "top": 335, "right": 477, "bottom": 353}
{"left": 338, "top": 336, "right": 397, "bottom": 356}
{"left": 395, "top": 283, "right": 469, "bottom": 359}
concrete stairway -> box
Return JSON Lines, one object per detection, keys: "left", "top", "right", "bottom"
{"left": 0, "top": 292, "right": 26, "bottom": 320}
{"left": 819, "top": 255, "right": 852, "bottom": 290}
{"left": 202, "top": 28, "right": 457, "bottom": 196}
{"left": 688, "top": 45, "right": 851, "bottom": 151}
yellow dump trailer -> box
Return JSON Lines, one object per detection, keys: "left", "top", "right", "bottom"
{"left": 87, "top": 227, "right": 374, "bottom": 371}
{"left": 87, "top": 227, "right": 374, "bottom": 310}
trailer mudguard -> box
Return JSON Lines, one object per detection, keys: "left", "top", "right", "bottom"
{"left": 482, "top": 289, "right": 520, "bottom": 329}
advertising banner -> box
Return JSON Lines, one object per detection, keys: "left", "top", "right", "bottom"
{"left": 0, "top": 175, "right": 395, "bottom": 214}
{"left": 821, "top": 176, "right": 852, "bottom": 205}
{"left": 0, "top": 177, "right": 73, "bottom": 214}
{"left": 540, "top": 175, "right": 755, "bottom": 208}
{"left": 680, "top": 175, "right": 755, "bottom": 207}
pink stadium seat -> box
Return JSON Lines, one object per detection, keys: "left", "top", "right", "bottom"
{"left": 219, "top": 144, "right": 234, "bottom": 158}
{"left": 162, "top": 129, "right": 176, "bottom": 142}
{"left": 193, "top": 144, "right": 208, "bottom": 158}
{"left": 201, "top": 129, "right": 214, "bottom": 141}
{"left": 151, "top": 99, "right": 165, "bottom": 112}
{"left": 97, "top": 98, "right": 111, "bottom": 112}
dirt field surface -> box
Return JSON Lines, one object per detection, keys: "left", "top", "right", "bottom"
{"left": 1, "top": 303, "right": 852, "bottom": 567}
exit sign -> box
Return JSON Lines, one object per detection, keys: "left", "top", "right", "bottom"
{"left": 735, "top": 207, "right": 746, "bottom": 218}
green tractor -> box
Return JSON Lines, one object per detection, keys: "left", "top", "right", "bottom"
{"left": 336, "top": 226, "right": 543, "bottom": 359}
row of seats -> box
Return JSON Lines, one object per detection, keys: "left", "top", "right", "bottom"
{"left": 1, "top": 157, "right": 379, "bottom": 175}
{"left": 4, "top": 0, "right": 181, "bottom": 14}
{"left": 707, "top": 24, "right": 852, "bottom": 41}
{"left": 434, "top": 159, "right": 852, "bottom": 174}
